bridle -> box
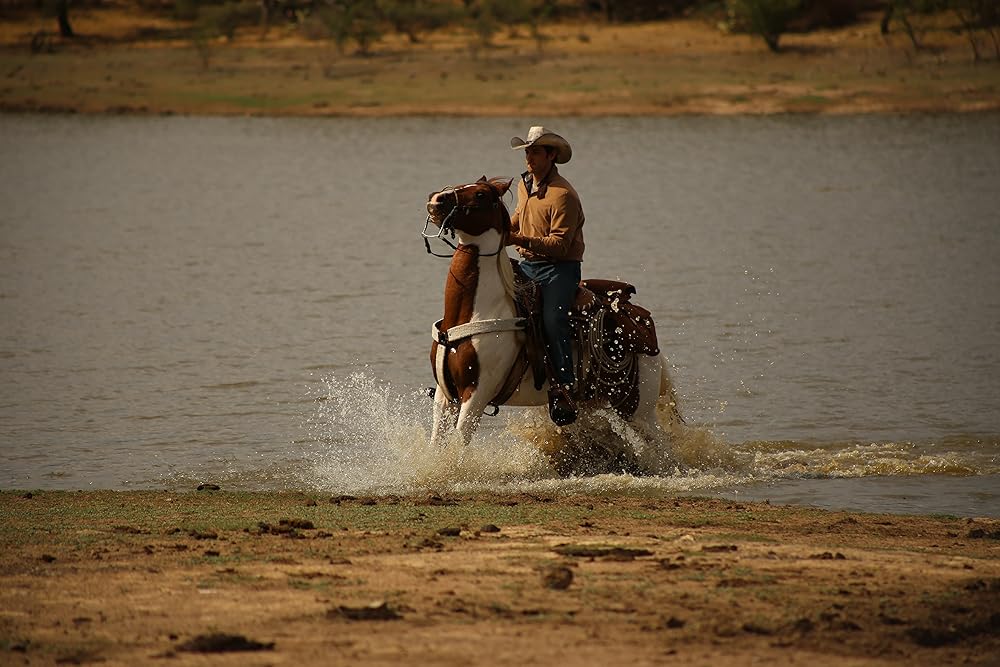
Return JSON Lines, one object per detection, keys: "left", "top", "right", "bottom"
{"left": 422, "top": 184, "right": 506, "bottom": 258}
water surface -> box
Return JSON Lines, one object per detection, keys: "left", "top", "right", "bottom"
{"left": 1, "top": 113, "right": 998, "bottom": 516}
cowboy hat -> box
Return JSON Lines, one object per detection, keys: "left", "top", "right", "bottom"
{"left": 510, "top": 126, "right": 572, "bottom": 164}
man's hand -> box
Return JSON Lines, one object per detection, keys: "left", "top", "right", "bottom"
{"left": 508, "top": 232, "right": 528, "bottom": 247}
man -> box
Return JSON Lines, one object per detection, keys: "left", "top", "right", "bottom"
{"left": 507, "top": 126, "right": 585, "bottom": 427}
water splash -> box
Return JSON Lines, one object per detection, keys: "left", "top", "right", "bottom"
{"left": 303, "top": 371, "right": 554, "bottom": 494}
{"left": 300, "top": 371, "right": 999, "bottom": 497}
{"left": 739, "top": 439, "right": 999, "bottom": 478}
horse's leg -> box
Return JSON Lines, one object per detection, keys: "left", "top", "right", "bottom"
{"left": 627, "top": 355, "right": 678, "bottom": 454}
{"left": 430, "top": 390, "right": 458, "bottom": 447}
{"left": 451, "top": 333, "right": 520, "bottom": 445}
{"left": 622, "top": 354, "right": 685, "bottom": 474}
{"left": 454, "top": 390, "right": 494, "bottom": 446}
{"left": 655, "top": 353, "right": 683, "bottom": 428}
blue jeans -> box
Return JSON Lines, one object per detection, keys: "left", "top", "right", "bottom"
{"left": 519, "top": 260, "right": 581, "bottom": 387}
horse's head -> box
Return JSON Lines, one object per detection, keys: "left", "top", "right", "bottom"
{"left": 424, "top": 177, "right": 513, "bottom": 249}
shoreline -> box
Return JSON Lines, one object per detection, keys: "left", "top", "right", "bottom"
{"left": 4, "top": 100, "right": 1000, "bottom": 118}
{"left": 2, "top": 490, "right": 998, "bottom": 665}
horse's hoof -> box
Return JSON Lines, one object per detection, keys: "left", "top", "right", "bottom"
{"left": 550, "top": 406, "right": 577, "bottom": 426}
{"left": 548, "top": 387, "right": 577, "bottom": 426}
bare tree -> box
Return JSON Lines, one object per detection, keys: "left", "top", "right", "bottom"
{"left": 47, "top": 0, "right": 74, "bottom": 38}
{"left": 880, "top": 0, "right": 923, "bottom": 50}
{"left": 953, "top": 0, "right": 1000, "bottom": 61}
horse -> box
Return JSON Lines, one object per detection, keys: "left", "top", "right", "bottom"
{"left": 423, "top": 176, "right": 683, "bottom": 475}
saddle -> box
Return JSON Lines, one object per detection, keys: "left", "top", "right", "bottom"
{"left": 492, "top": 262, "right": 660, "bottom": 419}
{"left": 576, "top": 279, "right": 660, "bottom": 357}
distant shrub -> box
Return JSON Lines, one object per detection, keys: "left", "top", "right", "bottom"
{"left": 378, "top": 0, "right": 461, "bottom": 44}
{"left": 299, "top": 13, "right": 332, "bottom": 41}
{"left": 878, "top": 1, "right": 991, "bottom": 53}
{"left": 198, "top": 2, "right": 260, "bottom": 40}
{"left": 952, "top": 0, "right": 1000, "bottom": 60}
{"left": 173, "top": 0, "right": 201, "bottom": 22}
{"left": 462, "top": 0, "right": 558, "bottom": 50}
{"left": 464, "top": 0, "right": 507, "bottom": 47}
{"left": 793, "top": 0, "right": 865, "bottom": 30}
{"left": 316, "top": 0, "right": 383, "bottom": 55}
{"left": 587, "top": 0, "right": 702, "bottom": 22}
{"left": 726, "top": 0, "right": 802, "bottom": 51}
{"left": 722, "top": 0, "right": 869, "bottom": 50}
{"left": 908, "top": 0, "right": 951, "bottom": 11}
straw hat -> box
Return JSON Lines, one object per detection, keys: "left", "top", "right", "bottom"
{"left": 510, "top": 126, "right": 572, "bottom": 164}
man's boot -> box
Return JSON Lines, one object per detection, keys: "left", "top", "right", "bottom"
{"left": 548, "top": 384, "right": 577, "bottom": 426}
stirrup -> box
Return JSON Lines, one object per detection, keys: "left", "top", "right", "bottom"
{"left": 548, "top": 385, "right": 577, "bottom": 427}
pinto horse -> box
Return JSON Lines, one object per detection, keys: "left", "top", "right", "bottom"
{"left": 423, "top": 177, "right": 682, "bottom": 473}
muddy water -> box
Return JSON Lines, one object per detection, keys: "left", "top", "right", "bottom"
{"left": 1, "top": 113, "right": 998, "bottom": 516}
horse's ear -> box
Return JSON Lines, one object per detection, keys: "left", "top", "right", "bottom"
{"left": 490, "top": 177, "right": 514, "bottom": 197}
{"left": 477, "top": 175, "right": 488, "bottom": 183}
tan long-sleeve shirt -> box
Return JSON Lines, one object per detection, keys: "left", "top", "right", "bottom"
{"left": 509, "top": 165, "right": 585, "bottom": 262}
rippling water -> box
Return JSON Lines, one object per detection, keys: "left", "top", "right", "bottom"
{"left": 1, "top": 113, "right": 998, "bottom": 516}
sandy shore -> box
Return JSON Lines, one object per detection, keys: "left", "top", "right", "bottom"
{"left": 1, "top": 10, "right": 999, "bottom": 117}
{"left": 1, "top": 490, "right": 998, "bottom": 665}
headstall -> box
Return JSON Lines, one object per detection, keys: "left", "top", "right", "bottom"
{"left": 421, "top": 185, "right": 505, "bottom": 258}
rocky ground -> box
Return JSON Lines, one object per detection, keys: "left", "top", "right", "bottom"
{"left": 1, "top": 490, "right": 998, "bottom": 665}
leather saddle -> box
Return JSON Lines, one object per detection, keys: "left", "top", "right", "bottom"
{"left": 574, "top": 278, "right": 660, "bottom": 357}
{"left": 499, "top": 262, "right": 660, "bottom": 414}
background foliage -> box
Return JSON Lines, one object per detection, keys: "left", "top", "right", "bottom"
{"left": 6, "top": 0, "right": 999, "bottom": 59}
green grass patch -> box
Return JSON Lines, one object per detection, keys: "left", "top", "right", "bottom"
{"left": 788, "top": 94, "right": 832, "bottom": 106}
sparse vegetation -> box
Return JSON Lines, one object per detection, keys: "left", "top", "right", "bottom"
{"left": 3, "top": 0, "right": 998, "bottom": 62}
{"left": 197, "top": 2, "right": 260, "bottom": 40}
{"left": 725, "top": 0, "right": 802, "bottom": 51}
{"left": 315, "top": 0, "right": 383, "bottom": 55}
{"left": 952, "top": 0, "right": 1000, "bottom": 60}
{"left": 0, "top": 1, "right": 996, "bottom": 116}
{"left": 379, "top": 0, "right": 461, "bottom": 43}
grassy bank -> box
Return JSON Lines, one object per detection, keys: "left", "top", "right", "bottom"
{"left": 1, "top": 490, "right": 998, "bottom": 665}
{"left": 1, "top": 8, "right": 998, "bottom": 116}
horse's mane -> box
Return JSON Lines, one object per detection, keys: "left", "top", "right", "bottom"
{"left": 487, "top": 177, "right": 519, "bottom": 306}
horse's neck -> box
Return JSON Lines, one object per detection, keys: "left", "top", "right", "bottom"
{"left": 442, "top": 244, "right": 513, "bottom": 329}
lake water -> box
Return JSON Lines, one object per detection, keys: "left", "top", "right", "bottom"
{"left": 1, "top": 113, "right": 998, "bottom": 517}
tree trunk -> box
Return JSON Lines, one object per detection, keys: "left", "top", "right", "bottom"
{"left": 954, "top": 8, "right": 983, "bottom": 62}
{"left": 899, "top": 12, "right": 920, "bottom": 50}
{"left": 600, "top": 0, "right": 614, "bottom": 22}
{"left": 56, "top": 0, "right": 74, "bottom": 38}
{"left": 880, "top": 5, "right": 893, "bottom": 35}
{"left": 259, "top": 0, "right": 271, "bottom": 38}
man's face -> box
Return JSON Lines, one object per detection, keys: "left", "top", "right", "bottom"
{"left": 524, "top": 145, "right": 555, "bottom": 178}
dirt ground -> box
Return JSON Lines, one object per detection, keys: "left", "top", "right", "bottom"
{"left": 1, "top": 490, "right": 998, "bottom": 666}
{"left": 1, "top": 7, "right": 998, "bottom": 116}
